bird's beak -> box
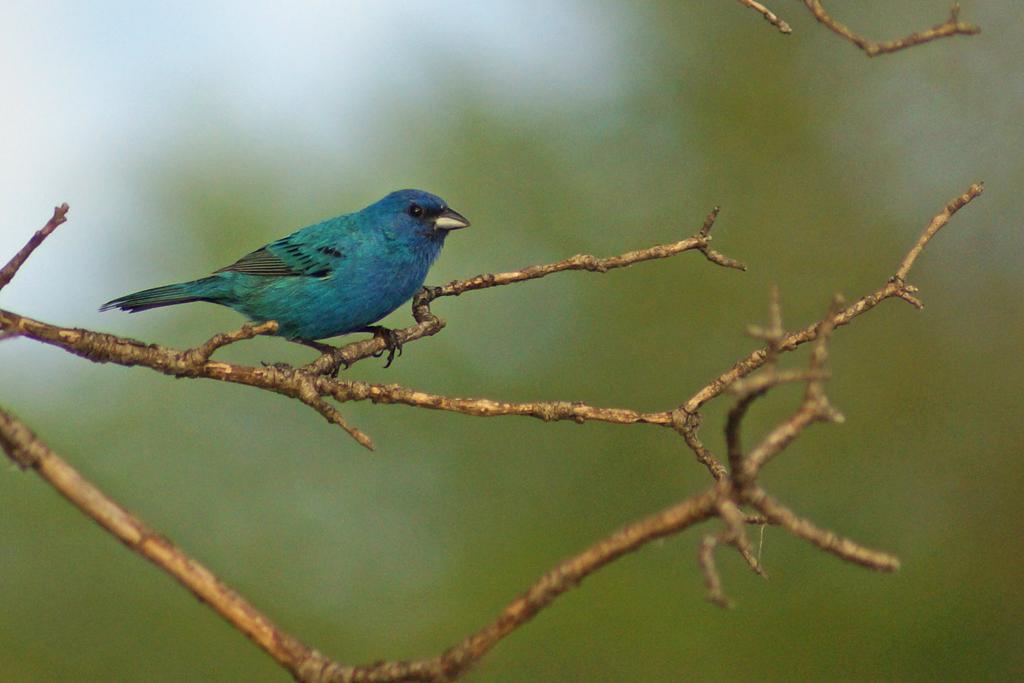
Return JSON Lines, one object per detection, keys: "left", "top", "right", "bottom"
{"left": 433, "top": 207, "right": 471, "bottom": 231}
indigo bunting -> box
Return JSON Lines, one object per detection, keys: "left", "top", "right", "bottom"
{"left": 101, "top": 189, "right": 469, "bottom": 357}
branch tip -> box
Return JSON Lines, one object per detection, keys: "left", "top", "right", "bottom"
{"left": 0, "top": 202, "right": 71, "bottom": 292}
{"left": 894, "top": 182, "right": 984, "bottom": 283}
{"left": 699, "top": 205, "right": 722, "bottom": 238}
{"left": 737, "top": 0, "right": 792, "bottom": 34}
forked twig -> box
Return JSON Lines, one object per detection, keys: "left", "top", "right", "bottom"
{"left": 801, "top": 1, "right": 979, "bottom": 57}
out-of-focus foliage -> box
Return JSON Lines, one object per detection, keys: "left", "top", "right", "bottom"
{"left": 2, "top": 2, "right": 1022, "bottom": 681}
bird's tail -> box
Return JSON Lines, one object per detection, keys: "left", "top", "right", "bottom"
{"left": 100, "top": 277, "right": 223, "bottom": 313}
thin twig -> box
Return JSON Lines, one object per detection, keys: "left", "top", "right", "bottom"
{"left": 801, "top": 1, "right": 979, "bottom": 57}
{"left": 894, "top": 183, "right": 984, "bottom": 281}
{"left": 718, "top": 498, "right": 767, "bottom": 578}
{"left": 314, "top": 489, "right": 720, "bottom": 683}
{"left": 725, "top": 298, "right": 842, "bottom": 484}
{"left": 746, "top": 485, "right": 900, "bottom": 571}
{"left": 0, "top": 203, "right": 69, "bottom": 292}
{"left": 439, "top": 206, "right": 745, "bottom": 294}
{"left": 714, "top": 288, "right": 897, "bottom": 597}
{"left": 699, "top": 535, "right": 732, "bottom": 608}
{"left": 297, "top": 383, "right": 374, "bottom": 450}
{"left": 737, "top": 0, "right": 791, "bottom": 34}
{"left": 672, "top": 409, "right": 729, "bottom": 480}
{"left": 183, "top": 321, "right": 279, "bottom": 364}
{"left": 682, "top": 183, "right": 984, "bottom": 414}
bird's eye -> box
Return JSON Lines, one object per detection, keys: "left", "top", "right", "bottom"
{"left": 409, "top": 203, "right": 424, "bottom": 218}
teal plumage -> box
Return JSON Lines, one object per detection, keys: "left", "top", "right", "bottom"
{"left": 101, "top": 189, "right": 469, "bottom": 341}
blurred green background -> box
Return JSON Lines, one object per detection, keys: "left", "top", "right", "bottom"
{"left": 1, "top": 1, "right": 1022, "bottom": 681}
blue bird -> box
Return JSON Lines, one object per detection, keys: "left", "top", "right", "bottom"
{"left": 101, "top": 189, "right": 469, "bottom": 363}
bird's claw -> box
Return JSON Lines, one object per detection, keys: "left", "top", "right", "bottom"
{"left": 322, "top": 357, "right": 350, "bottom": 378}
{"left": 366, "top": 326, "right": 403, "bottom": 368}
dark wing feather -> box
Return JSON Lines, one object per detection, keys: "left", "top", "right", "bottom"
{"left": 214, "top": 246, "right": 302, "bottom": 276}
{"left": 213, "top": 234, "right": 344, "bottom": 278}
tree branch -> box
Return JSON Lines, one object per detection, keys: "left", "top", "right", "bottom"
{"left": 801, "top": 1, "right": 980, "bottom": 56}
{"left": 0, "top": 406, "right": 329, "bottom": 680}
{"left": 0, "top": 202, "right": 69, "bottom": 292}
{"left": 737, "top": 0, "right": 791, "bottom": 34}
{"left": 681, "top": 182, "right": 983, "bottom": 414}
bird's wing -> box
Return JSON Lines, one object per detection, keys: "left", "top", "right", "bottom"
{"left": 214, "top": 234, "right": 343, "bottom": 278}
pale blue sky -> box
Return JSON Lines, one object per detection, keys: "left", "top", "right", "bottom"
{"left": 0, "top": 1, "right": 628, "bottom": 318}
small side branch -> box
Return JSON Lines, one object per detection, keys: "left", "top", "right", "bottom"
{"left": 747, "top": 486, "right": 900, "bottom": 571}
{"left": 315, "top": 489, "right": 720, "bottom": 683}
{"left": 709, "top": 289, "right": 898, "bottom": 602}
{"left": 297, "top": 383, "right": 374, "bottom": 450}
{"left": 802, "top": 1, "right": 980, "bottom": 57}
{"left": 437, "top": 206, "right": 745, "bottom": 297}
{"left": 737, "top": 0, "right": 791, "bottom": 34}
{"left": 0, "top": 203, "right": 69, "bottom": 292}
{"left": 894, "top": 182, "right": 984, "bottom": 281}
{"left": 183, "top": 321, "right": 279, "bottom": 364}
{"left": 683, "top": 183, "right": 983, "bottom": 413}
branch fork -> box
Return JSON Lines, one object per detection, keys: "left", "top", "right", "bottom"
{"left": 737, "top": 0, "right": 979, "bottom": 56}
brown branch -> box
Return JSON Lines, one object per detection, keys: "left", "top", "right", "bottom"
{"left": 310, "top": 489, "right": 720, "bottom": 683}
{"left": 672, "top": 409, "right": 728, "bottom": 480}
{"left": 296, "top": 383, "right": 375, "bottom": 450}
{"left": 681, "top": 183, "right": 983, "bottom": 414}
{"left": 718, "top": 497, "right": 768, "bottom": 579}
{"left": 0, "top": 406, "right": 331, "bottom": 680}
{"left": 894, "top": 183, "right": 983, "bottom": 281}
{"left": 699, "top": 534, "right": 732, "bottom": 608}
{"left": 0, "top": 203, "right": 69, "bottom": 292}
{"left": 746, "top": 485, "right": 900, "bottom": 570}
{"left": 719, "top": 292, "right": 896, "bottom": 578}
{"left": 0, "top": 308, "right": 678, "bottom": 451}
{"left": 321, "top": 379, "right": 674, "bottom": 427}
{"left": 0, "top": 406, "right": 719, "bottom": 683}
{"left": 801, "top": 1, "right": 979, "bottom": 57}
{"left": 438, "top": 206, "right": 745, "bottom": 294}
{"left": 183, "top": 320, "right": 279, "bottom": 363}
{"left": 737, "top": 0, "right": 791, "bottom": 34}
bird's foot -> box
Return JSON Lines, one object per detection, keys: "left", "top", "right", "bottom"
{"left": 293, "top": 338, "right": 348, "bottom": 377}
{"left": 315, "top": 355, "right": 350, "bottom": 378}
{"left": 363, "top": 326, "right": 403, "bottom": 368}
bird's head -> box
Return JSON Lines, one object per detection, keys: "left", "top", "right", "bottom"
{"left": 371, "top": 189, "right": 470, "bottom": 239}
